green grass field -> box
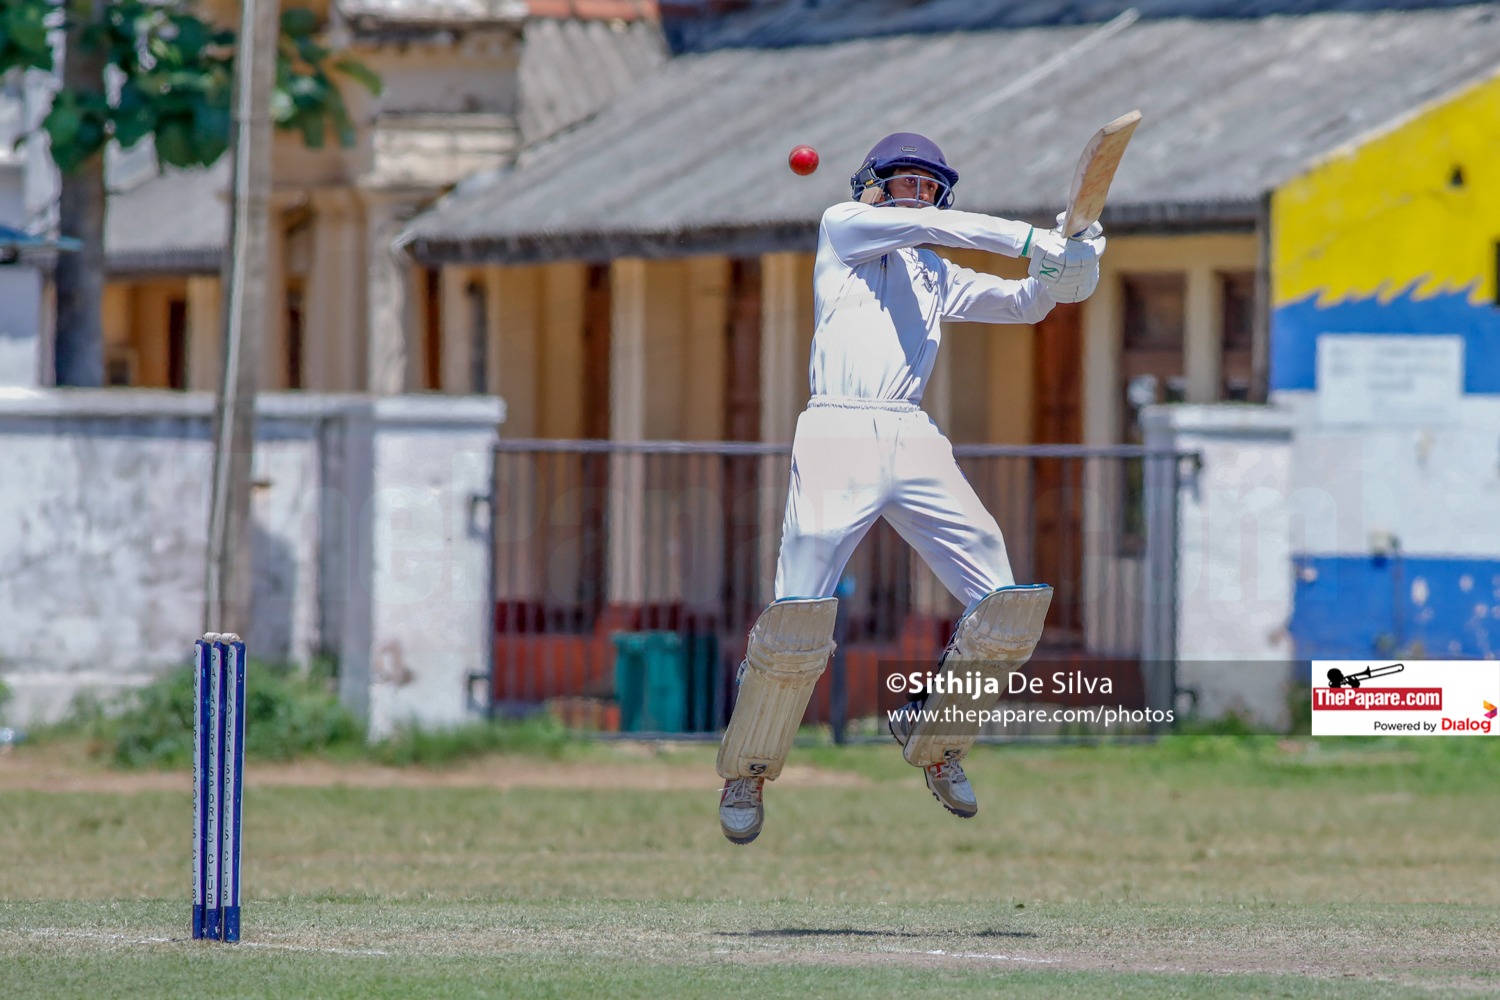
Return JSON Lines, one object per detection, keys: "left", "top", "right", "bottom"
{"left": 4, "top": 736, "right": 1499, "bottom": 998}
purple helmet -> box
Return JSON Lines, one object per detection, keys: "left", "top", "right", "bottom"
{"left": 849, "top": 132, "right": 958, "bottom": 208}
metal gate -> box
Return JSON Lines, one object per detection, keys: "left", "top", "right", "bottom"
{"left": 481, "top": 439, "right": 1193, "bottom": 733}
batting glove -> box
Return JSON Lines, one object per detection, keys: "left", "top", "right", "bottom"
{"left": 1024, "top": 217, "right": 1104, "bottom": 303}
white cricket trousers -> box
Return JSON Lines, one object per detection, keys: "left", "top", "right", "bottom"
{"left": 773, "top": 397, "right": 1015, "bottom": 612}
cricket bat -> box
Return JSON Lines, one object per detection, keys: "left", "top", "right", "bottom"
{"left": 1061, "top": 110, "right": 1142, "bottom": 238}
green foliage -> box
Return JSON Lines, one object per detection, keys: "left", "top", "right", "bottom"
{"left": 68, "top": 659, "right": 570, "bottom": 770}
{"left": 40, "top": 87, "right": 111, "bottom": 172}
{"left": 0, "top": 0, "right": 54, "bottom": 74}
{"left": 0, "top": 0, "right": 378, "bottom": 174}
{"left": 0, "top": 673, "right": 11, "bottom": 713}
{"left": 1173, "top": 709, "right": 1262, "bottom": 736}
{"left": 273, "top": 7, "right": 380, "bottom": 150}
{"left": 107, "top": 3, "right": 234, "bottom": 167}
{"left": 88, "top": 659, "right": 362, "bottom": 769}
{"left": 368, "top": 715, "right": 573, "bottom": 768}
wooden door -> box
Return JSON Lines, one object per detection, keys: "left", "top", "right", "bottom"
{"left": 582, "top": 263, "right": 611, "bottom": 440}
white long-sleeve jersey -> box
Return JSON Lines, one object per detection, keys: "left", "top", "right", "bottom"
{"left": 809, "top": 201, "right": 1055, "bottom": 404}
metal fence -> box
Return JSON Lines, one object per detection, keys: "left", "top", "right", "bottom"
{"left": 484, "top": 439, "right": 1193, "bottom": 732}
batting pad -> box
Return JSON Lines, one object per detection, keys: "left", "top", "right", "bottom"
{"left": 903, "top": 585, "right": 1053, "bottom": 768}
{"left": 716, "top": 598, "right": 839, "bottom": 780}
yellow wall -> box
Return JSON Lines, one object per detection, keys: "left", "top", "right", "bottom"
{"left": 1275, "top": 69, "right": 1500, "bottom": 306}
{"left": 101, "top": 278, "right": 196, "bottom": 388}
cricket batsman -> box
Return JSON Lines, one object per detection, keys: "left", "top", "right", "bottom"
{"left": 717, "top": 133, "right": 1104, "bottom": 844}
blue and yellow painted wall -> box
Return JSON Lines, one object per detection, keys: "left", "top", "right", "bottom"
{"left": 1270, "top": 70, "right": 1500, "bottom": 659}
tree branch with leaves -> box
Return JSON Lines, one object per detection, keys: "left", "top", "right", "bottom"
{"left": 0, "top": 0, "right": 381, "bottom": 384}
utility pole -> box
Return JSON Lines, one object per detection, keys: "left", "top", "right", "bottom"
{"left": 205, "top": 0, "right": 280, "bottom": 634}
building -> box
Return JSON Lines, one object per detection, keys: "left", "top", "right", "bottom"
{"left": 398, "top": 4, "right": 1500, "bottom": 722}
{"left": 12, "top": 0, "right": 668, "bottom": 393}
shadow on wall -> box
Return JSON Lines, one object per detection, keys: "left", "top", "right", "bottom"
{"left": 249, "top": 519, "right": 299, "bottom": 663}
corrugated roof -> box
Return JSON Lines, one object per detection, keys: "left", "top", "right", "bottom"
{"left": 105, "top": 162, "right": 228, "bottom": 275}
{"left": 661, "top": 0, "right": 1490, "bottom": 52}
{"left": 337, "top": 0, "right": 529, "bottom": 29}
{"left": 519, "top": 17, "right": 670, "bottom": 144}
{"left": 336, "top": 0, "right": 658, "bottom": 28}
{"left": 401, "top": 6, "right": 1500, "bottom": 264}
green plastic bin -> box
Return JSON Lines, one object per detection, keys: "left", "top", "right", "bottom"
{"left": 613, "top": 632, "right": 686, "bottom": 733}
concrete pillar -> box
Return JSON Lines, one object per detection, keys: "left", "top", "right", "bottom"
{"left": 683, "top": 255, "right": 727, "bottom": 441}
{"left": 1183, "top": 264, "right": 1221, "bottom": 405}
{"left": 495, "top": 265, "right": 541, "bottom": 438}
{"left": 439, "top": 266, "right": 470, "bottom": 394}
{"left": 259, "top": 193, "right": 294, "bottom": 391}
{"left": 610, "top": 258, "right": 647, "bottom": 442}
{"left": 1081, "top": 268, "right": 1117, "bottom": 445}
{"left": 759, "top": 251, "right": 800, "bottom": 443}
{"left": 185, "top": 277, "right": 221, "bottom": 391}
{"left": 305, "top": 189, "right": 366, "bottom": 392}
{"left": 608, "top": 258, "right": 647, "bottom": 604}
{"left": 364, "top": 193, "right": 420, "bottom": 395}
{"left": 538, "top": 262, "right": 583, "bottom": 439}
{"left": 757, "top": 252, "right": 804, "bottom": 603}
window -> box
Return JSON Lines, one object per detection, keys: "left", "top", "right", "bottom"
{"left": 1220, "top": 271, "right": 1255, "bottom": 401}
{"left": 1119, "top": 273, "right": 1185, "bottom": 443}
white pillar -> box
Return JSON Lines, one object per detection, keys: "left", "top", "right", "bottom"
{"left": 610, "top": 258, "right": 647, "bottom": 442}
{"left": 608, "top": 258, "right": 647, "bottom": 605}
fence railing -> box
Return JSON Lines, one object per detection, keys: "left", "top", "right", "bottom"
{"left": 485, "top": 439, "right": 1193, "bottom": 734}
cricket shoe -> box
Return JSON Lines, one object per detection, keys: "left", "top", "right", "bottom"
{"left": 719, "top": 776, "right": 765, "bottom": 845}
{"left": 923, "top": 759, "right": 978, "bottom": 819}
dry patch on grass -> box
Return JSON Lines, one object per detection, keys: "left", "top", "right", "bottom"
{"left": 0, "top": 742, "right": 865, "bottom": 794}
{"left": 4, "top": 901, "right": 1499, "bottom": 987}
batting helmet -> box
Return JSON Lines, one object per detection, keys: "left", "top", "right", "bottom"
{"left": 849, "top": 132, "right": 958, "bottom": 208}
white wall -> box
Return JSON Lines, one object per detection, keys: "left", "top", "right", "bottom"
{"left": 1274, "top": 389, "right": 1500, "bottom": 558}
{"left": 1143, "top": 404, "right": 1297, "bottom": 729}
{"left": 0, "top": 389, "right": 501, "bottom": 737}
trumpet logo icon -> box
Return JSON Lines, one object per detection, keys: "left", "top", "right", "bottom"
{"left": 1327, "top": 663, "right": 1404, "bottom": 689}
{"left": 1485, "top": 701, "right": 1497, "bottom": 720}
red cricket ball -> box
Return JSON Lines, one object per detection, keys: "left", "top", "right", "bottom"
{"left": 788, "top": 145, "right": 819, "bottom": 176}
